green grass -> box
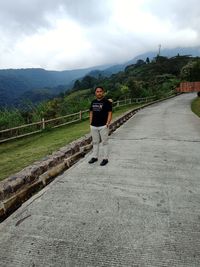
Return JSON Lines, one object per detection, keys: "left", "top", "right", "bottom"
{"left": 0, "top": 102, "right": 144, "bottom": 181}
{"left": 191, "top": 97, "right": 200, "bottom": 118}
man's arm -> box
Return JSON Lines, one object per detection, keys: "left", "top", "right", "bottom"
{"left": 89, "top": 111, "right": 93, "bottom": 125}
{"left": 106, "top": 111, "right": 112, "bottom": 127}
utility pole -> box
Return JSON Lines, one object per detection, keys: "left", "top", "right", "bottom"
{"left": 158, "top": 44, "right": 161, "bottom": 56}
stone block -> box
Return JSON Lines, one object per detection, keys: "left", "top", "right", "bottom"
{"left": 3, "top": 194, "right": 21, "bottom": 214}
{"left": 0, "top": 189, "right": 4, "bottom": 201}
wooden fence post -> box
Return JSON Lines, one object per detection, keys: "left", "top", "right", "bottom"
{"left": 42, "top": 118, "right": 45, "bottom": 130}
{"left": 79, "top": 110, "right": 82, "bottom": 120}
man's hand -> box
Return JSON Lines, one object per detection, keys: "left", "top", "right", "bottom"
{"left": 106, "top": 111, "right": 112, "bottom": 128}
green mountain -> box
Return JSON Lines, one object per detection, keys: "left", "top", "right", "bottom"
{"left": 0, "top": 66, "right": 107, "bottom": 107}
{"left": 2, "top": 54, "right": 200, "bottom": 130}
{"left": 1, "top": 46, "right": 200, "bottom": 108}
{"left": 87, "top": 46, "right": 200, "bottom": 77}
{"left": 40, "top": 55, "right": 199, "bottom": 120}
{"left": 72, "top": 55, "right": 197, "bottom": 99}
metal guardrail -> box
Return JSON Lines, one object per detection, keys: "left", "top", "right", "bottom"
{"left": 0, "top": 96, "right": 156, "bottom": 143}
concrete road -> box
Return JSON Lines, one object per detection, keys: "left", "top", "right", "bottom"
{"left": 0, "top": 93, "right": 200, "bottom": 267}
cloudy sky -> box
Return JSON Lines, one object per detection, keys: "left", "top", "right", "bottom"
{"left": 0, "top": 0, "right": 200, "bottom": 70}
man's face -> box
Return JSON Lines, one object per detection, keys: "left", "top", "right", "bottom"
{"left": 95, "top": 88, "right": 104, "bottom": 99}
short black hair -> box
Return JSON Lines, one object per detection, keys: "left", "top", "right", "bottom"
{"left": 95, "top": 86, "right": 104, "bottom": 92}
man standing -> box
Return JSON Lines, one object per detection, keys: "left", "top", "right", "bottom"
{"left": 89, "top": 86, "right": 112, "bottom": 166}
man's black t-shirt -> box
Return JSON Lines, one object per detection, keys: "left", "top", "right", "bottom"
{"left": 90, "top": 98, "right": 112, "bottom": 127}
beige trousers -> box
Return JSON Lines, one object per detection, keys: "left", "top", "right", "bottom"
{"left": 90, "top": 125, "right": 109, "bottom": 159}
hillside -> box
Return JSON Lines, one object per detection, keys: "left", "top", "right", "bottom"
{"left": 87, "top": 46, "right": 200, "bottom": 77}
{"left": 3, "top": 54, "right": 200, "bottom": 131}
{"left": 1, "top": 46, "right": 200, "bottom": 108}
{"left": 72, "top": 55, "right": 198, "bottom": 100}
{"left": 0, "top": 66, "right": 107, "bottom": 107}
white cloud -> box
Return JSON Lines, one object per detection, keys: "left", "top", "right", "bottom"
{"left": 0, "top": 0, "right": 200, "bottom": 70}
{"left": 0, "top": 18, "right": 94, "bottom": 69}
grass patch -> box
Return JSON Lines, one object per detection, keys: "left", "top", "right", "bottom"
{"left": 0, "top": 102, "right": 145, "bottom": 181}
{"left": 191, "top": 97, "right": 200, "bottom": 118}
{"left": 0, "top": 120, "right": 90, "bottom": 181}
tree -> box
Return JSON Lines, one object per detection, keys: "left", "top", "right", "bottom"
{"left": 120, "top": 85, "right": 129, "bottom": 96}
{"left": 181, "top": 60, "right": 200, "bottom": 81}
{"left": 146, "top": 57, "right": 150, "bottom": 64}
{"left": 127, "top": 78, "right": 141, "bottom": 98}
{"left": 155, "top": 55, "right": 168, "bottom": 63}
{"left": 135, "top": 59, "right": 145, "bottom": 67}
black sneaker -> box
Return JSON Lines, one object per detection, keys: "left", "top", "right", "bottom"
{"left": 88, "top": 157, "right": 98, "bottom": 164}
{"left": 100, "top": 159, "right": 108, "bottom": 166}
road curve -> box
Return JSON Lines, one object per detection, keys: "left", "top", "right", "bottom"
{"left": 0, "top": 93, "right": 200, "bottom": 267}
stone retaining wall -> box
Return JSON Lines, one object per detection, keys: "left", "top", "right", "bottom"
{"left": 0, "top": 95, "right": 177, "bottom": 222}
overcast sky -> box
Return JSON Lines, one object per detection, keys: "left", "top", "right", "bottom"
{"left": 0, "top": 0, "right": 200, "bottom": 70}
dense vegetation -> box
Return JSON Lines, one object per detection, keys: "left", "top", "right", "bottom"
{"left": 1, "top": 55, "right": 200, "bottom": 131}
{"left": 73, "top": 55, "right": 199, "bottom": 99}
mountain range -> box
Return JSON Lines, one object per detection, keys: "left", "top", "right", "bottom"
{"left": 0, "top": 66, "right": 107, "bottom": 107}
{"left": 1, "top": 46, "right": 200, "bottom": 108}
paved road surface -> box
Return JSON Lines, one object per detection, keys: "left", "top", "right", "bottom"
{"left": 0, "top": 93, "right": 200, "bottom": 267}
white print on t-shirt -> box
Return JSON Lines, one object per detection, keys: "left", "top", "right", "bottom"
{"left": 92, "top": 103, "right": 103, "bottom": 111}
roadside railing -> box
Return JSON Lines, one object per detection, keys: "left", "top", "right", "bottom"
{"left": 0, "top": 96, "right": 156, "bottom": 143}
{"left": 112, "top": 96, "right": 156, "bottom": 108}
